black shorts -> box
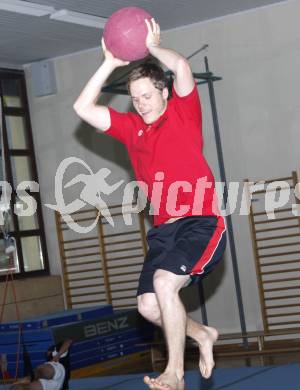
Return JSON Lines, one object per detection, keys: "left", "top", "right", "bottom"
{"left": 137, "top": 216, "right": 226, "bottom": 296}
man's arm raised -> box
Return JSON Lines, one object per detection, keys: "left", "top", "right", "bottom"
{"left": 145, "top": 19, "right": 194, "bottom": 97}
{"left": 73, "top": 39, "right": 129, "bottom": 132}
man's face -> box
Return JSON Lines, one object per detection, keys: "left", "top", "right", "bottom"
{"left": 129, "top": 78, "right": 168, "bottom": 124}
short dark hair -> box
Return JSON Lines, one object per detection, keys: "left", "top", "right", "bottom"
{"left": 127, "top": 62, "right": 168, "bottom": 94}
{"left": 35, "top": 364, "right": 54, "bottom": 380}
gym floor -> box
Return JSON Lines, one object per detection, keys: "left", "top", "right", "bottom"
{"left": 50, "top": 363, "right": 300, "bottom": 389}
{"left": 0, "top": 364, "right": 299, "bottom": 390}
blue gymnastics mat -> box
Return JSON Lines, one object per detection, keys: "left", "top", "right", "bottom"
{"left": 69, "top": 363, "right": 300, "bottom": 390}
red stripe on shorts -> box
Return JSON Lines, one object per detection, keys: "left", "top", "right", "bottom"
{"left": 190, "top": 216, "right": 226, "bottom": 275}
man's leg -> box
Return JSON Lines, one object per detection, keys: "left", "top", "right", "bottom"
{"left": 139, "top": 282, "right": 218, "bottom": 386}
{"left": 153, "top": 269, "right": 188, "bottom": 389}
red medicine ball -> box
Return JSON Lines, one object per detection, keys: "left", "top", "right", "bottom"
{"left": 103, "top": 7, "right": 152, "bottom": 61}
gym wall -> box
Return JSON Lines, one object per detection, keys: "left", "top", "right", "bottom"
{"left": 24, "top": 0, "right": 300, "bottom": 333}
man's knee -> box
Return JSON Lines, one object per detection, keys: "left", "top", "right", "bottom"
{"left": 153, "top": 269, "right": 188, "bottom": 295}
{"left": 137, "top": 294, "right": 160, "bottom": 323}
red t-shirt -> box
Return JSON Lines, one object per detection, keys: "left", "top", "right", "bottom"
{"left": 106, "top": 83, "right": 217, "bottom": 225}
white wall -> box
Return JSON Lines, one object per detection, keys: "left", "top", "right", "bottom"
{"left": 25, "top": 0, "right": 300, "bottom": 333}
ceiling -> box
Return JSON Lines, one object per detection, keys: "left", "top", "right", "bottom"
{"left": 0, "top": 0, "right": 287, "bottom": 67}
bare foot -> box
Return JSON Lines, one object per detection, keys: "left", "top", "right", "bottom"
{"left": 144, "top": 372, "right": 185, "bottom": 389}
{"left": 196, "top": 326, "right": 218, "bottom": 379}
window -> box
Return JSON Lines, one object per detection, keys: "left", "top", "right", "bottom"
{"left": 0, "top": 69, "right": 49, "bottom": 278}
